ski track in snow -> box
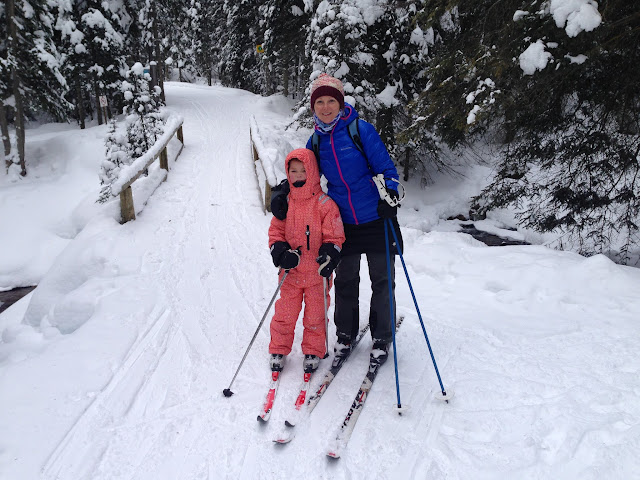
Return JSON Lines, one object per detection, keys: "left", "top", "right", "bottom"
{"left": 40, "top": 85, "right": 281, "bottom": 479}
{"left": 18, "top": 83, "right": 640, "bottom": 479}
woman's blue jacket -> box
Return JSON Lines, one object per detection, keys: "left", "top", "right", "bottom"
{"left": 306, "top": 104, "right": 399, "bottom": 225}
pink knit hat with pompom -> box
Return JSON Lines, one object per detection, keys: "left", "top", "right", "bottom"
{"left": 310, "top": 73, "right": 345, "bottom": 111}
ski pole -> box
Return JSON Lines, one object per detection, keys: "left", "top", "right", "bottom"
{"left": 323, "top": 277, "right": 330, "bottom": 359}
{"left": 223, "top": 270, "right": 289, "bottom": 397}
{"left": 386, "top": 218, "right": 449, "bottom": 402}
{"left": 384, "top": 219, "right": 403, "bottom": 412}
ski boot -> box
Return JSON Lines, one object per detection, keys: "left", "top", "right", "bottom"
{"left": 370, "top": 340, "right": 389, "bottom": 365}
{"left": 303, "top": 354, "right": 320, "bottom": 373}
{"left": 269, "top": 353, "right": 285, "bottom": 372}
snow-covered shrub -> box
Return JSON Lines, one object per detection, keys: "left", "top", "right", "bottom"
{"left": 97, "top": 118, "right": 129, "bottom": 203}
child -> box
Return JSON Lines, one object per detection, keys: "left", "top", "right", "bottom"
{"left": 268, "top": 148, "right": 345, "bottom": 373}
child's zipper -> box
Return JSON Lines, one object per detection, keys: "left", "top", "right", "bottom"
{"left": 306, "top": 225, "right": 310, "bottom": 250}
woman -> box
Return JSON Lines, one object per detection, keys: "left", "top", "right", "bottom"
{"left": 306, "top": 73, "right": 403, "bottom": 365}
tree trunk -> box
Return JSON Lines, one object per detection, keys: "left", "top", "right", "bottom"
{"left": 12, "top": 72, "right": 25, "bottom": 176}
{"left": 150, "top": 4, "right": 165, "bottom": 103}
{"left": 7, "top": 0, "right": 25, "bottom": 175}
{"left": 283, "top": 65, "right": 289, "bottom": 97}
{"left": 76, "top": 76, "right": 86, "bottom": 129}
{"left": 93, "top": 76, "right": 103, "bottom": 125}
{"left": 0, "top": 101, "right": 11, "bottom": 170}
{"left": 264, "top": 58, "right": 271, "bottom": 95}
{"left": 403, "top": 148, "right": 410, "bottom": 182}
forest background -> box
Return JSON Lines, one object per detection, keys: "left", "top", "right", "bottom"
{"left": 2, "top": 0, "right": 639, "bottom": 263}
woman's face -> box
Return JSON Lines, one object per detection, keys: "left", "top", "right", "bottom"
{"left": 313, "top": 95, "right": 340, "bottom": 122}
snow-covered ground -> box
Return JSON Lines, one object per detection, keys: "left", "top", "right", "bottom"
{"left": 1, "top": 82, "right": 639, "bottom": 479}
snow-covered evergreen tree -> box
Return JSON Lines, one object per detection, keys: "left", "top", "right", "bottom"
{"left": 2, "top": 0, "right": 69, "bottom": 175}
{"left": 301, "top": 0, "right": 398, "bottom": 130}
{"left": 191, "top": 0, "right": 224, "bottom": 85}
{"left": 53, "top": 3, "right": 86, "bottom": 128}
{"left": 79, "top": 1, "right": 128, "bottom": 124}
{"left": 476, "top": 0, "right": 640, "bottom": 262}
{"left": 121, "top": 62, "right": 164, "bottom": 159}
{"left": 259, "top": 0, "right": 310, "bottom": 97}
{"left": 218, "top": 1, "right": 262, "bottom": 93}
{"left": 190, "top": 0, "right": 224, "bottom": 85}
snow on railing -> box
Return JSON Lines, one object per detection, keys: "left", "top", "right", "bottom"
{"left": 112, "top": 114, "right": 185, "bottom": 223}
{"left": 249, "top": 115, "right": 277, "bottom": 213}
{"left": 249, "top": 114, "right": 304, "bottom": 213}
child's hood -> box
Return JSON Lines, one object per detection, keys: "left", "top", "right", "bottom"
{"left": 285, "top": 148, "right": 321, "bottom": 198}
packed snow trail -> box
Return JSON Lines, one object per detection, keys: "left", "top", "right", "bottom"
{"left": 1, "top": 83, "right": 640, "bottom": 480}
{"left": 38, "top": 84, "right": 297, "bottom": 479}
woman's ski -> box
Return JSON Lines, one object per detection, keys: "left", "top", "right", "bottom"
{"left": 326, "top": 316, "right": 404, "bottom": 458}
{"left": 326, "top": 359, "right": 383, "bottom": 458}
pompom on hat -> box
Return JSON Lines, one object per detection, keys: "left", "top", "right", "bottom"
{"left": 310, "top": 73, "right": 345, "bottom": 111}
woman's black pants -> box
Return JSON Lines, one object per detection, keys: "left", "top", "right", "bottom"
{"left": 333, "top": 253, "right": 395, "bottom": 344}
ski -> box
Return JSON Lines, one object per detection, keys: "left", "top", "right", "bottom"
{"left": 257, "top": 371, "right": 281, "bottom": 422}
{"left": 327, "top": 316, "right": 405, "bottom": 458}
{"left": 273, "top": 324, "right": 371, "bottom": 444}
{"left": 272, "top": 372, "right": 313, "bottom": 444}
{"left": 307, "top": 323, "right": 370, "bottom": 412}
{"left": 286, "top": 371, "right": 312, "bottom": 427}
{"left": 326, "top": 360, "right": 382, "bottom": 458}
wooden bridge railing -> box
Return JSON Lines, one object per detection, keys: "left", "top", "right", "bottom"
{"left": 112, "top": 119, "right": 184, "bottom": 223}
{"left": 250, "top": 128, "right": 272, "bottom": 213}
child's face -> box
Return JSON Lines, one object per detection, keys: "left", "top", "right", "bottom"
{"left": 288, "top": 159, "right": 307, "bottom": 184}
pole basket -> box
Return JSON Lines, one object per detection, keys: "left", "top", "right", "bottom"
{"left": 436, "top": 389, "right": 454, "bottom": 403}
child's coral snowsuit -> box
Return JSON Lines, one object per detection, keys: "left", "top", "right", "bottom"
{"left": 268, "top": 148, "right": 345, "bottom": 358}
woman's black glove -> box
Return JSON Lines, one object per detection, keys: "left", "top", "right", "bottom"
{"left": 271, "top": 241, "right": 301, "bottom": 270}
{"left": 270, "top": 179, "right": 290, "bottom": 220}
{"left": 377, "top": 189, "right": 399, "bottom": 219}
{"left": 316, "top": 243, "right": 341, "bottom": 277}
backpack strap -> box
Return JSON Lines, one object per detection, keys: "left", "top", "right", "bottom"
{"left": 347, "top": 119, "right": 364, "bottom": 156}
{"left": 348, "top": 119, "right": 373, "bottom": 173}
{"left": 312, "top": 131, "right": 320, "bottom": 164}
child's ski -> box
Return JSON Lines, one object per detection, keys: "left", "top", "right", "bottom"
{"left": 257, "top": 371, "right": 281, "bottom": 422}
{"left": 273, "top": 324, "right": 371, "bottom": 444}
{"left": 272, "top": 372, "right": 312, "bottom": 443}
{"left": 286, "top": 371, "right": 312, "bottom": 427}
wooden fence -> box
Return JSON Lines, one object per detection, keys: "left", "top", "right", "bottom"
{"left": 250, "top": 126, "right": 272, "bottom": 213}
{"left": 115, "top": 121, "right": 185, "bottom": 223}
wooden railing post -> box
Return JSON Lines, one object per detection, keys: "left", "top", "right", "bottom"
{"left": 120, "top": 186, "right": 136, "bottom": 223}
{"left": 265, "top": 181, "right": 271, "bottom": 212}
{"left": 160, "top": 147, "right": 169, "bottom": 170}
{"left": 177, "top": 125, "right": 184, "bottom": 144}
